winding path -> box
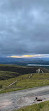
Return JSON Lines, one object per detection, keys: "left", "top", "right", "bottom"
{"left": 0, "top": 86, "right": 49, "bottom": 111}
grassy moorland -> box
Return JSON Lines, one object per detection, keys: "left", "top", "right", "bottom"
{"left": 0, "top": 64, "right": 49, "bottom": 74}
{"left": 0, "top": 71, "right": 49, "bottom": 93}
{"left": 0, "top": 64, "right": 49, "bottom": 93}
{"left": 1, "top": 65, "right": 49, "bottom": 111}
{"left": 15, "top": 101, "right": 49, "bottom": 111}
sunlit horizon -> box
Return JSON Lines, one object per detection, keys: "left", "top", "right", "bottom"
{"left": 7, "top": 54, "right": 49, "bottom": 58}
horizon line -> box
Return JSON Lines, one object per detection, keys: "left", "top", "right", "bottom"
{"left": 7, "top": 54, "right": 49, "bottom": 58}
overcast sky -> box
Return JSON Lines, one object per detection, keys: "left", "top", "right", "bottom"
{"left": 0, "top": 0, "right": 49, "bottom": 56}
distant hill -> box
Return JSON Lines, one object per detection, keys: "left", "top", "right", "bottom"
{"left": 0, "top": 65, "right": 49, "bottom": 74}
{"left": 0, "top": 65, "right": 49, "bottom": 80}
{"left": 0, "top": 57, "right": 49, "bottom": 66}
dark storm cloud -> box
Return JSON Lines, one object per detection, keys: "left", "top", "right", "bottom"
{"left": 0, "top": 0, "right": 49, "bottom": 56}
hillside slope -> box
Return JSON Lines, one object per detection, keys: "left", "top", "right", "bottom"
{"left": 0, "top": 65, "right": 49, "bottom": 74}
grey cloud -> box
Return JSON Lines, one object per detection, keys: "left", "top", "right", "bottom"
{"left": 0, "top": 0, "right": 49, "bottom": 56}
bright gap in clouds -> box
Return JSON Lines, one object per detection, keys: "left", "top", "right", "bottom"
{"left": 7, "top": 54, "right": 49, "bottom": 58}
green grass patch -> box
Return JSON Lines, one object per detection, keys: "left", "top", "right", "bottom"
{"left": 15, "top": 101, "right": 49, "bottom": 111}
{"left": 0, "top": 71, "right": 19, "bottom": 80}
{"left": 0, "top": 73, "right": 49, "bottom": 93}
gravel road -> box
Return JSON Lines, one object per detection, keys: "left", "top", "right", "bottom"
{"left": 0, "top": 86, "right": 49, "bottom": 111}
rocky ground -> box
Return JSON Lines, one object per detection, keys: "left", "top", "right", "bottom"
{"left": 0, "top": 86, "right": 49, "bottom": 111}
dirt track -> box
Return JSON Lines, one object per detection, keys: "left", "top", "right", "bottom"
{"left": 0, "top": 86, "right": 49, "bottom": 111}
